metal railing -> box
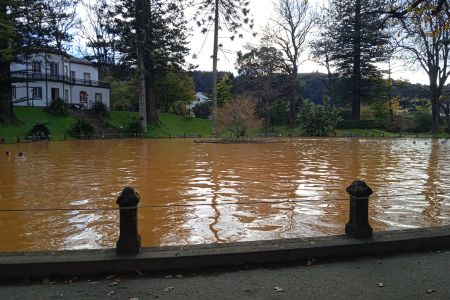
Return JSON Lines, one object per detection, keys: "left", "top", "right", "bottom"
{"left": 11, "top": 71, "right": 110, "bottom": 88}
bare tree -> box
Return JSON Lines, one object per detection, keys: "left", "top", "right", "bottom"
{"left": 78, "top": 0, "right": 118, "bottom": 80}
{"left": 262, "top": 0, "right": 315, "bottom": 127}
{"left": 396, "top": 1, "right": 450, "bottom": 132}
{"left": 217, "top": 97, "right": 261, "bottom": 137}
{"left": 235, "top": 44, "right": 290, "bottom": 133}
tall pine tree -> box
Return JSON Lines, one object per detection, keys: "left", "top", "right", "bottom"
{"left": 115, "top": 0, "right": 191, "bottom": 127}
{"left": 328, "top": 0, "right": 389, "bottom": 120}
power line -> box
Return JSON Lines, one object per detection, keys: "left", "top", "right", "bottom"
{"left": 0, "top": 191, "right": 447, "bottom": 212}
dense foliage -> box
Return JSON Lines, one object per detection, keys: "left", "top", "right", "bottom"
{"left": 126, "top": 116, "right": 146, "bottom": 134}
{"left": 46, "top": 97, "right": 71, "bottom": 116}
{"left": 193, "top": 101, "right": 212, "bottom": 119}
{"left": 296, "top": 98, "right": 342, "bottom": 136}
{"left": 68, "top": 118, "right": 98, "bottom": 137}
{"left": 27, "top": 120, "right": 51, "bottom": 136}
{"left": 90, "top": 100, "right": 109, "bottom": 118}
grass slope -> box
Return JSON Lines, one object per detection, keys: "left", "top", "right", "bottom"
{"left": 0, "top": 107, "right": 75, "bottom": 142}
{"left": 1, "top": 108, "right": 448, "bottom": 143}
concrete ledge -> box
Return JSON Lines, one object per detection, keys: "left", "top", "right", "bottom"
{"left": 1, "top": 225, "right": 450, "bottom": 279}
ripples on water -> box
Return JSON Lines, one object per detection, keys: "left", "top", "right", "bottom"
{"left": 0, "top": 138, "right": 449, "bottom": 251}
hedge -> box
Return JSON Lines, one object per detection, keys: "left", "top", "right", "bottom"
{"left": 336, "top": 120, "right": 378, "bottom": 129}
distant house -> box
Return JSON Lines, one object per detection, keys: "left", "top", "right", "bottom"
{"left": 11, "top": 49, "right": 110, "bottom": 109}
{"left": 195, "top": 92, "right": 210, "bottom": 104}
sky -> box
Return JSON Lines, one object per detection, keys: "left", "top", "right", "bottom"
{"left": 184, "top": 0, "right": 430, "bottom": 85}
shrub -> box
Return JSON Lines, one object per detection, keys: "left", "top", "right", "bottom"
{"left": 336, "top": 120, "right": 379, "bottom": 129}
{"left": 297, "top": 98, "right": 342, "bottom": 136}
{"left": 46, "top": 97, "right": 71, "bottom": 116}
{"left": 27, "top": 120, "right": 51, "bottom": 136}
{"left": 220, "top": 137, "right": 253, "bottom": 142}
{"left": 193, "top": 101, "right": 212, "bottom": 119}
{"left": 90, "top": 100, "right": 109, "bottom": 118}
{"left": 413, "top": 107, "right": 432, "bottom": 133}
{"left": 68, "top": 118, "right": 97, "bottom": 138}
{"left": 126, "top": 116, "right": 146, "bottom": 134}
{"left": 389, "top": 112, "right": 415, "bottom": 132}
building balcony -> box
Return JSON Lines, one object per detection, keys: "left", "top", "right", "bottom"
{"left": 11, "top": 71, "right": 110, "bottom": 89}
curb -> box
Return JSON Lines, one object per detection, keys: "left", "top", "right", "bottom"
{"left": 1, "top": 225, "right": 450, "bottom": 279}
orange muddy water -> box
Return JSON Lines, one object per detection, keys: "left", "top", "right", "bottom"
{"left": 0, "top": 138, "right": 449, "bottom": 252}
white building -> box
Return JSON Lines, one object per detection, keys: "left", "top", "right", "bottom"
{"left": 11, "top": 50, "right": 110, "bottom": 109}
{"left": 195, "top": 92, "right": 210, "bottom": 104}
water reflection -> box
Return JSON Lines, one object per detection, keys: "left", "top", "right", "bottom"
{"left": 0, "top": 138, "right": 449, "bottom": 251}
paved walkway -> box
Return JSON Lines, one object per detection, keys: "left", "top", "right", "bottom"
{"left": 1, "top": 249, "right": 449, "bottom": 299}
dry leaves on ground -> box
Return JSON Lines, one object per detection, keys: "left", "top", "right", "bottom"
{"left": 164, "top": 275, "right": 173, "bottom": 279}
{"left": 109, "top": 281, "right": 118, "bottom": 287}
{"left": 175, "top": 274, "right": 183, "bottom": 278}
{"left": 107, "top": 291, "right": 115, "bottom": 296}
{"left": 129, "top": 298, "right": 139, "bottom": 300}
{"left": 306, "top": 259, "right": 316, "bottom": 266}
{"left": 107, "top": 274, "right": 118, "bottom": 280}
{"left": 42, "top": 278, "right": 57, "bottom": 285}
{"left": 427, "top": 289, "right": 435, "bottom": 293}
{"left": 64, "top": 277, "right": 77, "bottom": 284}
{"left": 135, "top": 270, "right": 144, "bottom": 276}
{"left": 164, "top": 287, "right": 174, "bottom": 292}
{"left": 376, "top": 282, "right": 384, "bottom": 287}
{"left": 274, "top": 287, "right": 284, "bottom": 292}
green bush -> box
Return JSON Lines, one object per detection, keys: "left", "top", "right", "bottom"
{"left": 126, "top": 116, "right": 146, "bottom": 134}
{"left": 220, "top": 137, "right": 253, "bottom": 142}
{"left": 68, "top": 118, "right": 97, "bottom": 138}
{"left": 413, "top": 107, "right": 432, "bottom": 133}
{"left": 90, "top": 100, "right": 109, "bottom": 118}
{"left": 27, "top": 120, "right": 51, "bottom": 136}
{"left": 46, "top": 97, "right": 71, "bottom": 116}
{"left": 336, "top": 119, "right": 378, "bottom": 129}
{"left": 193, "top": 101, "right": 212, "bottom": 119}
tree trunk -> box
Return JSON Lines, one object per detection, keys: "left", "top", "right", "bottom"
{"left": 145, "top": 64, "right": 159, "bottom": 127}
{"left": 136, "top": 0, "right": 146, "bottom": 133}
{"left": 352, "top": 0, "right": 361, "bottom": 120}
{"left": 0, "top": 57, "right": 14, "bottom": 121}
{"left": 429, "top": 66, "right": 440, "bottom": 132}
{"left": 211, "top": 0, "right": 219, "bottom": 136}
{"left": 289, "top": 71, "right": 297, "bottom": 127}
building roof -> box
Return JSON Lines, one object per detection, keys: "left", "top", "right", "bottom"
{"left": 68, "top": 55, "right": 94, "bottom": 66}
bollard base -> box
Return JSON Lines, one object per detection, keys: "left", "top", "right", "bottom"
{"left": 116, "top": 234, "right": 141, "bottom": 255}
{"left": 345, "top": 223, "right": 373, "bottom": 239}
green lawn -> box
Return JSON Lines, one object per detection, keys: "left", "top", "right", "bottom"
{"left": 1, "top": 107, "right": 448, "bottom": 143}
{"left": 0, "top": 107, "right": 75, "bottom": 143}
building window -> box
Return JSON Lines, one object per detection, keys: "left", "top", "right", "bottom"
{"left": 12, "top": 85, "right": 16, "bottom": 99}
{"left": 32, "top": 87, "right": 42, "bottom": 99}
{"left": 64, "top": 89, "right": 69, "bottom": 102}
{"left": 80, "top": 91, "right": 87, "bottom": 103}
{"left": 51, "top": 88, "right": 59, "bottom": 100}
{"left": 70, "top": 71, "right": 75, "bottom": 78}
{"left": 32, "top": 61, "right": 41, "bottom": 74}
{"left": 49, "top": 62, "right": 58, "bottom": 76}
{"left": 64, "top": 65, "right": 68, "bottom": 76}
{"left": 95, "top": 93, "right": 102, "bottom": 102}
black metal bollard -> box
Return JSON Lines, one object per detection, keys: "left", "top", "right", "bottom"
{"left": 16, "top": 136, "right": 20, "bottom": 143}
{"left": 199, "top": 133, "right": 201, "bottom": 138}
{"left": 169, "top": 133, "right": 171, "bottom": 138}
{"left": 64, "top": 134, "right": 67, "bottom": 140}
{"left": 116, "top": 187, "right": 141, "bottom": 255}
{"left": 345, "top": 180, "right": 373, "bottom": 239}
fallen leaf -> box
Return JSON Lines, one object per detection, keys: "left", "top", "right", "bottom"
{"left": 129, "top": 298, "right": 139, "bottom": 300}
{"left": 164, "top": 275, "right": 173, "bottom": 279}
{"left": 64, "top": 277, "right": 77, "bottom": 284}
{"left": 109, "top": 281, "right": 118, "bottom": 287}
{"left": 42, "top": 278, "right": 57, "bottom": 285}
{"left": 274, "top": 287, "right": 284, "bottom": 292}
{"left": 135, "top": 270, "right": 144, "bottom": 276}
{"left": 306, "top": 259, "right": 316, "bottom": 266}
{"left": 310, "top": 242, "right": 315, "bottom": 244}
{"left": 175, "top": 274, "right": 183, "bottom": 278}
{"left": 427, "top": 289, "right": 435, "bottom": 293}
{"left": 107, "top": 291, "right": 115, "bottom": 296}
{"left": 107, "top": 274, "right": 118, "bottom": 280}
{"left": 116, "top": 276, "right": 123, "bottom": 282}
{"left": 164, "top": 287, "right": 174, "bottom": 292}
{"left": 377, "top": 282, "right": 384, "bottom": 287}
